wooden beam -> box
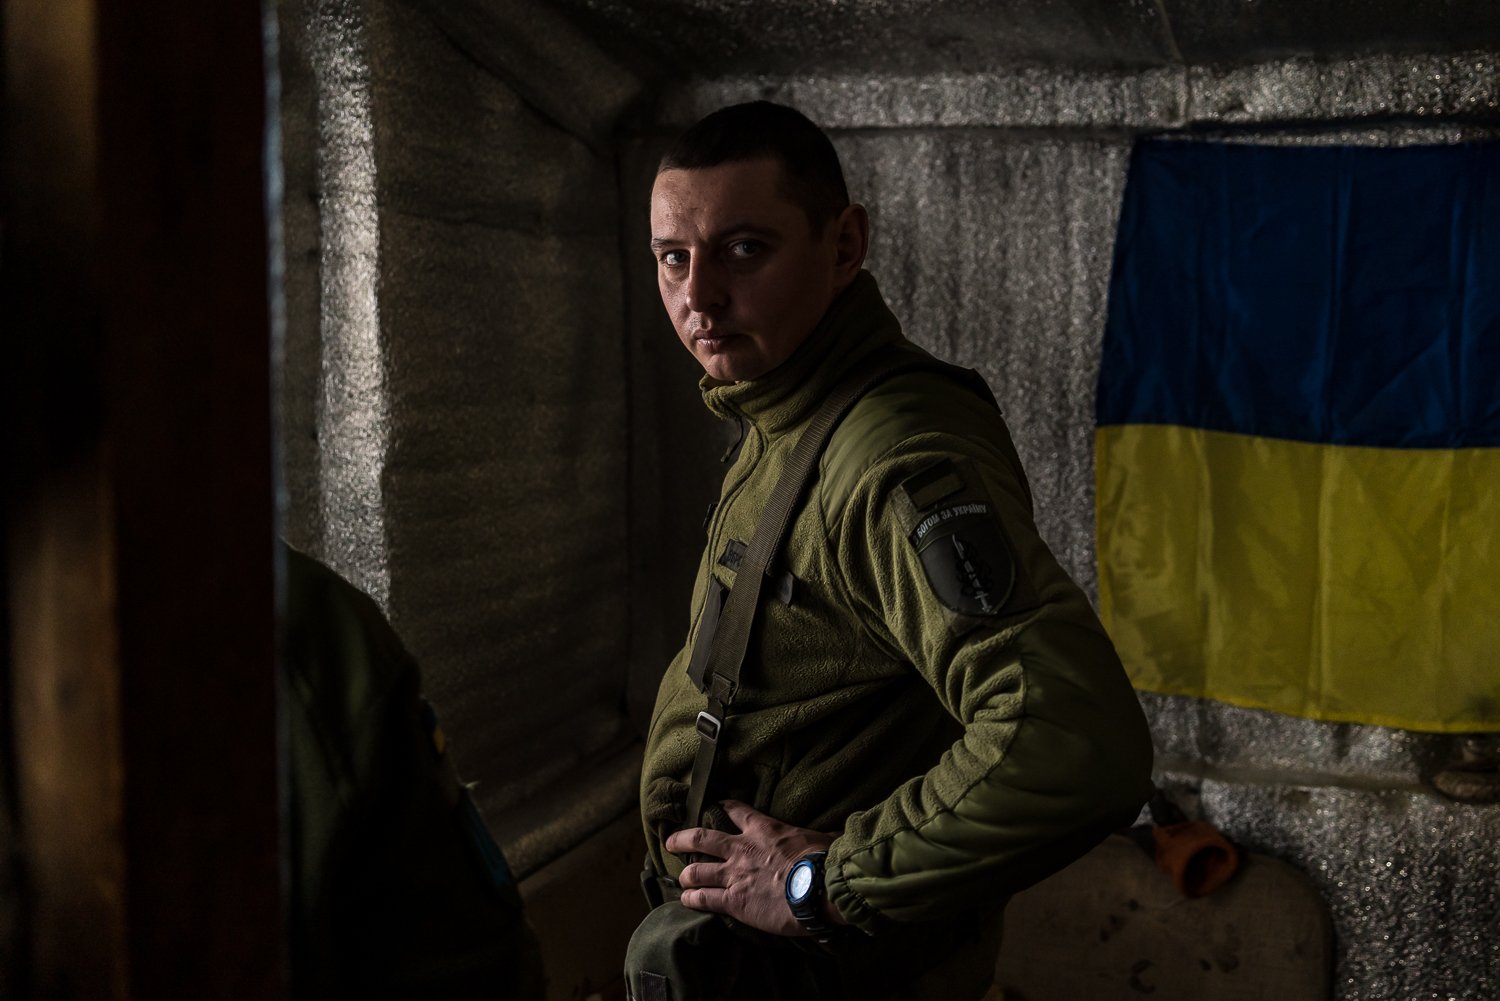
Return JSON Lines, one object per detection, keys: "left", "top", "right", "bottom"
{"left": 3, "top": 0, "right": 283, "bottom": 995}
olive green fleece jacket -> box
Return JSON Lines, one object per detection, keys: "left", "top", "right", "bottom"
{"left": 640, "top": 272, "right": 1152, "bottom": 965}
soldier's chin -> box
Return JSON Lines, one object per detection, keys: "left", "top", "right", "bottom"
{"left": 697, "top": 340, "right": 759, "bottom": 382}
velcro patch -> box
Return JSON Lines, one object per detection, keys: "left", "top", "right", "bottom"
{"left": 908, "top": 501, "right": 1015, "bottom": 616}
{"left": 899, "top": 459, "right": 966, "bottom": 512}
{"left": 718, "top": 539, "right": 746, "bottom": 573}
{"left": 717, "top": 539, "right": 796, "bottom": 606}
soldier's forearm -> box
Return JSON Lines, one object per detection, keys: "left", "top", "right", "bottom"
{"left": 826, "top": 618, "right": 1153, "bottom": 929}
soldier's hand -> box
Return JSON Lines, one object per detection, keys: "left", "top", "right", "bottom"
{"left": 665, "top": 799, "right": 847, "bottom": 937}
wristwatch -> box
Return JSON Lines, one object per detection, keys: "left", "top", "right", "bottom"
{"left": 784, "top": 850, "right": 835, "bottom": 942}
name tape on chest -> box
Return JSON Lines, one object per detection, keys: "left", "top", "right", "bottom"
{"left": 715, "top": 537, "right": 795, "bottom": 606}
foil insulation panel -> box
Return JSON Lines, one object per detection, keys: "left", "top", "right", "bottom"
{"left": 659, "top": 51, "right": 1500, "bottom": 129}
{"left": 369, "top": 0, "right": 635, "bottom": 871}
{"left": 1160, "top": 0, "right": 1500, "bottom": 66}
{"left": 409, "top": 0, "right": 642, "bottom": 153}
{"left": 279, "top": 0, "right": 639, "bottom": 874}
{"left": 548, "top": 0, "right": 1500, "bottom": 78}
{"left": 284, "top": 0, "right": 393, "bottom": 606}
{"left": 549, "top": 0, "right": 1171, "bottom": 77}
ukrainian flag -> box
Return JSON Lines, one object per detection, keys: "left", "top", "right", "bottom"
{"left": 1095, "top": 140, "right": 1500, "bottom": 733}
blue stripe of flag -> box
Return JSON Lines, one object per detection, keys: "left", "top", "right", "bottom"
{"left": 1097, "top": 140, "right": 1500, "bottom": 448}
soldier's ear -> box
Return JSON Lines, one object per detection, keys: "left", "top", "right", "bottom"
{"left": 831, "top": 202, "right": 869, "bottom": 290}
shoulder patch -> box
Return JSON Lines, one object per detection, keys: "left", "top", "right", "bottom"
{"left": 908, "top": 501, "right": 1015, "bottom": 616}
{"left": 420, "top": 698, "right": 448, "bottom": 758}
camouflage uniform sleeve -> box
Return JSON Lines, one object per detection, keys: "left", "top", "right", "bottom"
{"left": 821, "top": 435, "right": 1154, "bottom": 933}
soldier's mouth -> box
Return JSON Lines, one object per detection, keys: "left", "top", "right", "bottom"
{"left": 694, "top": 331, "right": 742, "bottom": 351}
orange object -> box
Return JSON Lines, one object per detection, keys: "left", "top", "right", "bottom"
{"left": 1151, "top": 820, "right": 1241, "bottom": 898}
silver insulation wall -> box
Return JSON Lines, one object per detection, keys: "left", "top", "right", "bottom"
{"left": 277, "top": 0, "right": 645, "bottom": 873}
{"left": 282, "top": 0, "right": 1500, "bottom": 995}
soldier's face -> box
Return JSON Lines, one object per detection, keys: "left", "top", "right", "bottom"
{"left": 650, "top": 158, "right": 841, "bottom": 383}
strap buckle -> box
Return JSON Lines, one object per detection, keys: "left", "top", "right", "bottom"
{"left": 695, "top": 710, "right": 722, "bottom": 744}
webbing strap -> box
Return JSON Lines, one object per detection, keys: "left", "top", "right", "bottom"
{"left": 682, "top": 352, "right": 970, "bottom": 828}
{"left": 639, "top": 971, "right": 671, "bottom": 1001}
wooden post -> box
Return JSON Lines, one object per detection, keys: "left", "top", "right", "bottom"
{"left": 3, "top": 0, "right": 283, "bottom": 996}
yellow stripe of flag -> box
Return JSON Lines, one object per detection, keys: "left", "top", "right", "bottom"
{"left": 1096, "top": 424, "right": 1500, "bottom": 732}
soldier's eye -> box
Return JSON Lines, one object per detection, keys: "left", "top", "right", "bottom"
{"left": 661, "top": 250, "right": 688, "bottom": 268}
{"left": 728, "top": 240, "right": 761, "bottom": 259}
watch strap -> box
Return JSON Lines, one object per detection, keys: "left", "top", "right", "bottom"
{"left": 786, "top": 851, "right": 835, "bottom": 941}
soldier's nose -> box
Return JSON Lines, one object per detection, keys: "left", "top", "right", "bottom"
{"left": 684, "top": 260, "right": 727, "bottom": 313}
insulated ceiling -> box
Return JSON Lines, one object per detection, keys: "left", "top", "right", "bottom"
{"left": 540, "top": 0, "right": 1500, "bottom": 78}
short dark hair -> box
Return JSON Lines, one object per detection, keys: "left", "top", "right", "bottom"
{"left": 658, "top": 101, "right": 850, "bottom": 235}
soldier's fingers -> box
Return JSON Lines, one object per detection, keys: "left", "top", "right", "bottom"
{"left": 718, "top": 799, "right": 770, "bottom": 830}
{"left": 676, "top": 861, "right": 725, "bottom": 889}
{"left": 678, "top": 886, "right": 730, "bottom": 915}
{"left": 664, "top": 826, "right": 734, "bottom": 859}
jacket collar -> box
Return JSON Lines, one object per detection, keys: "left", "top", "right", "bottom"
{"left": 701, "top": 270, "right": 907, "bottom": 437}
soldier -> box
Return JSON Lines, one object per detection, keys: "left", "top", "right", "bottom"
{"left": 626, "top": 101, "right": 1154, "bottom": 1000}
{"left": 283, "top": 544, "right": 545, "bottom": 999}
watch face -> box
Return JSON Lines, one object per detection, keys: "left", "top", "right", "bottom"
{"left": 788, "top": 860, "right": 814, "bottom": 903}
